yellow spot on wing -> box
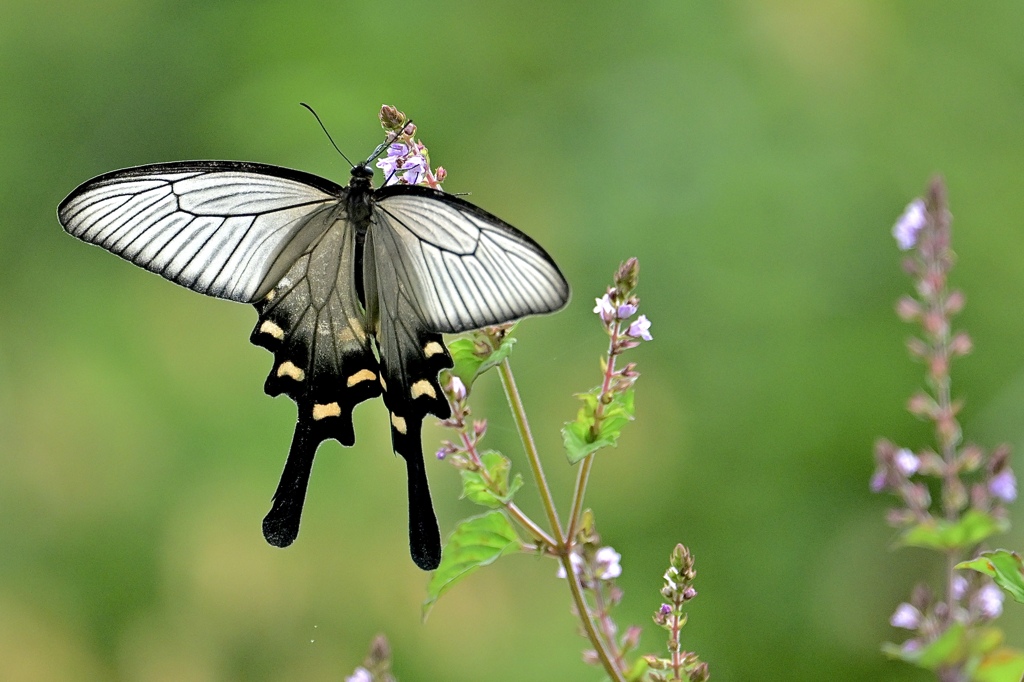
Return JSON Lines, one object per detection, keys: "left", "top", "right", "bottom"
{"left": 347, "top": 369, "right": 377, "bottom": 387}
{"left": 312, "top": 403, "right": 341, "bottom": 420}
{"left": 379, "top": 375, "right": 388, "bottom": 391}
{"left": 277, "top": 361, "right": 305, "bottom": 381}
{"left": 260, "top": 320, "right": 285, "bottom": 340}
{"left": 424, "top": 341, "right": 445, "bottom": 357}
{"left": 265, "top": 289, "right": 276, "bottom": 302}
{"left": 390, "top": 413, "right": 407, "bottom": 434}
{"left": 411, "top": 379, "right": 437, "bottom": 399}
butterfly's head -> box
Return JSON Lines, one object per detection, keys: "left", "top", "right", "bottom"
{"left": 351, "top": 164, "right": 374, "bottom": 182}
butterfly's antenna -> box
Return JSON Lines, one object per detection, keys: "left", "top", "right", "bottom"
{"left": 300, "top": 102, "right": 355, "bottom": 168}
{"left": 364, "top": 118, "right": 414, "bottom": 167}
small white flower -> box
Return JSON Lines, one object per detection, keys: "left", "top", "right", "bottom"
{"left": 890, "top": 602, "right": 921, "bottom": 629}
{"left": 893, "top": 198, "right": 927, "bottom": 250}
{"left": 346, "top": 667, "right": 372, "bottom": 682}
{"left": 595, "top": 546, "right": 622, "bottom": 580}
{"left": 556, "top": 552, "right": 584, "bottom": 578}
{"left": 449, "top": 375, "right": 467, "bottom": 401}
{"left": 593, "top": 294, "right": 616, "bottom": 323}
{"left": 951, "top": 574, "right": 968, "bottom": 600}
{"left": 975, "top": 583, "right": 1004, "bottom": 619}
{"left": 894, "top": 448, "right": 920, "bottom": 477}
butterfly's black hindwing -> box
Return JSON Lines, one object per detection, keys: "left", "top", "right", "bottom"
{"left": 58, "top": 157, "right": 570, "bottom": 572}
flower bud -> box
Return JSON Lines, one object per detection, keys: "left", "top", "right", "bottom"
{"left": 989, "top": 444, "right": 1011, "bottom": 474}
{"left": 896, "top": 296, "right": 922, "bottom": 321}
{"left": 690, "top": 662, "right": 710, "bottom": 682}
{"left": 906, "top": 483, "right": 931, "bottom": 510}
{"left": 907, "top": 392, "right": 936, "bottom": 418}
{"left": 923, "top": 311, "right": 947, "bottom": 336}
{"left": 949, "top": 332, "right": 972, "bottom": 356}
{"left": 379, "top": 104, "right": 406, "bottom": 130}
{"left": 945, "top": 290, "right": 965, "bottom": 315}
{"left": 930, "top": 355, "right": 949, "bottom": 379}
{"left": 621, "top": 625, "right": 642, "bottom": 651}
{"left": 918, "top": 451, "right": 945, "bottom": 476}
{"left": 946, "top": 477, "right": 968, "bottom": 511}
{"left": 906, "top": 337, "right": 929, "bottom": 358}
{"left": 959, "top": 444, "right": 984, "bottom": 472}
{"left": 643, "top": 655, "right": 668, "bottom": 670}
{"left": 614, "top": 257, "right": 640, "bottom": 294}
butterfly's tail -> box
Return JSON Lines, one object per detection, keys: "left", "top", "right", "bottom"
{"left": 391, "top": 417, "right": 442, "bottom": 570}
{"left": 263, "top": 416, "right": 318, "bottom": 547}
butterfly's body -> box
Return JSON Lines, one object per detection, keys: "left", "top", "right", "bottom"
{"left": 58, "top": 157, "right": 568, "bottom": 570}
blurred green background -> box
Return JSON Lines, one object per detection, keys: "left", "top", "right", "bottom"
{"left": 3, "top": 1, "right": 1024, "bottom": 680}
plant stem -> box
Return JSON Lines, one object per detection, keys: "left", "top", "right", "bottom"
{"left": 507, "top": 502, "right": 557, "bottom": 548}
{"left": 497, "top": 358, "right": 625, "bottom": 682}
{"left": 498, "top": 359, "right": 564, "bottom": 543}
{"left": 568, "top": 322, "right": 622, "bottom": 538}
{"left": 559, "top": 555, "right": 626, "bottom": 682}
{"left": 567, "top": 456, "right": 595, "bottom": 539}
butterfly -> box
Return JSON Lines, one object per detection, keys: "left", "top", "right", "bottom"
{"left": 57, "top": 140, "right": 570, "bottom": 570}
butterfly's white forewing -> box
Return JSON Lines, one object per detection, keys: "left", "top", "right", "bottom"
{"left": 58, "top": 162, "right": 343, "bottom": 302}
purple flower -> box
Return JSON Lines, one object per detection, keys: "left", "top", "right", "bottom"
{"left": 890, "top": 603, "right": 921, "bottom": 629}
{"left": 989, "top": 469, "right": 1017, "bottom": 503}
{"left": 616, "top": 302, "right": 638, "bottom": 319}
{"left": 659, "top": 603, "right": 672, "bottom": 616}
{"left": 375, "top": 143, "right": 409, "bottom": 183}
{"left": 893, "top": 198, "right": 927, "bottom": 250}
{"left": 595, "top": 546, "right": 622, "bottom": 580}
{"left": 626, "top": 315, "right": 652, "bottom": 341}
{"left": 894, "top": 448, "right": 920, "bottom": 476}
{"left": 593, "top": 294, "right": 616, "bottom": 323}
{"left": 869, "top": 468, "right": 887, "bottom": 493}
{"left": 401, "top": 154, "right": 427, "bottom": 185}
{"left": 975, "top": 583, "right": 1004, "bottom": 619}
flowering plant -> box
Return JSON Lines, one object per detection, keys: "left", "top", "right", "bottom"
{"left": 347, "top": 106, "right": 708, "bottom": 682}
{"left": 874, "top": 178, "right": 1024, "bottom": 681}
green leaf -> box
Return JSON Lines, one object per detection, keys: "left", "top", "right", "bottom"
{"left": 460, "top": 451, "right": 523, "bottom": 508}
{"left": 562, "top": 388, "right": 636, "bottom": 464}
{"left": 957, "top": 550, "right": 1024, "bottom": 603}
{"left": 422, "top": 511, "right": 520, "bottom": 618}
{"left": 624, "top": 656, "right": 650, "bottom": 681}
{"left": 883, "top": 625, "right": 1015, "bottom": 676}
{"left": 973, "top": 647, "right": 1024, "bottom": 682}
{"left": 883, "top": 622, "right": 969, "bottom": 669}
{"left": 898, "top": 510, "right": 1009, "bottom": 551}
{"left": 447, "top": 333, "right": 517, "bottom": 390}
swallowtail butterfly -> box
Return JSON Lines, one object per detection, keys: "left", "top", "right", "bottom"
{"left": 57, "top": 137, "right": 569, "bottom": 570}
